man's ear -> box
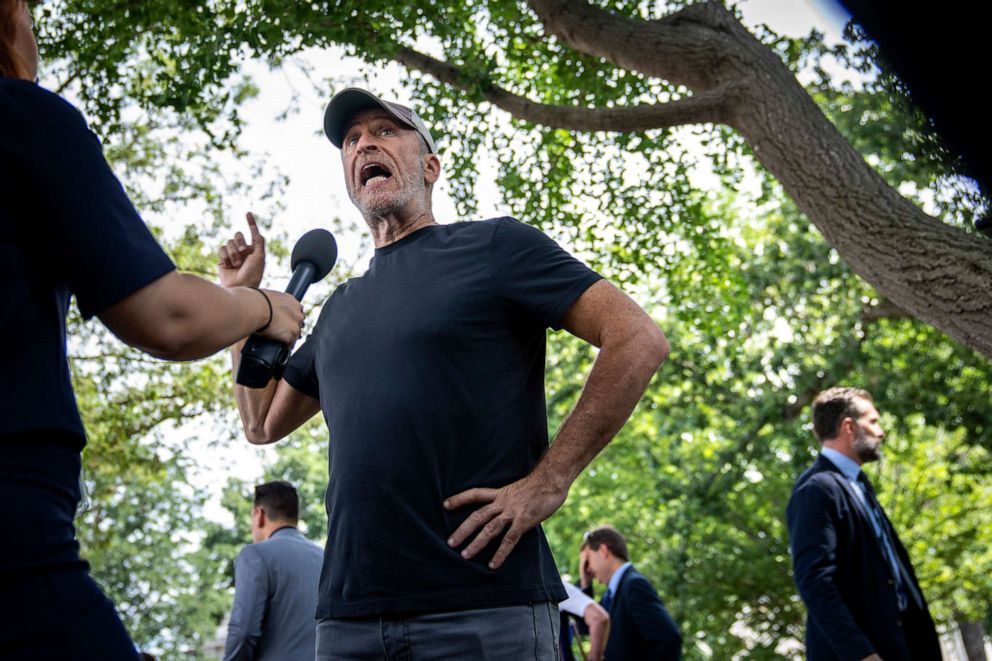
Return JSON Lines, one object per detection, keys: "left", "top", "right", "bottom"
{"left": 256, "top": 506, "right": 266, "bottom": 527}
{"left": 423, "top": 153, "right": 441, "bottom": 186}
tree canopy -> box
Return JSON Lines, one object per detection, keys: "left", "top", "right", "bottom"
{"left": 31, "top": 1, "right": 992, "bottom": 658}
{"left": 36, "top": 0, "right": 992, "bottom": 356}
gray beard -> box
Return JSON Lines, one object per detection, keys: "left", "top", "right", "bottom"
{"left": 351, "top": 161, "right": 426, "bottom": 220}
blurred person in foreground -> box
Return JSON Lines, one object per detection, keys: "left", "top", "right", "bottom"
{"left": 787, "top": 387, "right": 941, "bottom": 661}
{"left": 0, "top": 2, "right": 304, "bottom": 658}
{"left": 218, "top": 87, "right": 670, "bottom": 659}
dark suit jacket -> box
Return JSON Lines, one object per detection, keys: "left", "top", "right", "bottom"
{"left": 787, "top": 455, "right": 941, "bottom": 660}
{"left": 602, "top": 566, "right": 682, "bottom": 661}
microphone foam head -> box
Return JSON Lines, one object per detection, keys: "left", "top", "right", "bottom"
{"left": 291, "top": 229, "right": 338, "bottom": 281}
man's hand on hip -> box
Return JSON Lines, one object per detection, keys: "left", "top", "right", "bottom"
{"left": 444, "top": 474, "right": 568, "bottom": 569}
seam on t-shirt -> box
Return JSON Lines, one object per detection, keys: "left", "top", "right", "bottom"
{"left": 487, "top": 216, "right": 513, "bottom": 309}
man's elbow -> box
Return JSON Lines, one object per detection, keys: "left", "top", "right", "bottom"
{"left": 243, "top": 420, "right": 277, "bottom": 445}
{"left": 637, "top": 321, "right": 669, "bottom": 370}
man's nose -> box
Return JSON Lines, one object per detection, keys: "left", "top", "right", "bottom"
{"left": 355, "top": 132, "right": 379, "bottom": 153}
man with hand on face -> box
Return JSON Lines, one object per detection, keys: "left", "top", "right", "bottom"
{"left": 218, "top": 88, "right": 669, "bottom": 660}
{"left": 224, "top": 481, "right": 322, "bottom": 661}
{"left": 787, "top": 387, "right": 941, "bottom": 661}
{"left": 579, "top": 526, "right": 682, "bottom": 660}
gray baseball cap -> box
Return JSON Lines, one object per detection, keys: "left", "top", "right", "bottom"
{"left": 323, "top": 88, "right": 437, "bottom": 154}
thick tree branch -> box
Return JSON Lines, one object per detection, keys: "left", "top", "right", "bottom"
{"left": 527, "top": 0, "right": 739, "bottom": 89}
{"left": 526, "top": 0, "right": 992, "bottom": 357}
{"left": 379, "top": 4, "right": 992, "bottom": 356}
{"left": 392, "top": 46, "right": 743, "bottom": 131}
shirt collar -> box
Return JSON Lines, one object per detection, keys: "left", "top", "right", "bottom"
{"left": 607, "top": 561, "right": 632, "bottom": 596}
{"left": 821, "top": 447, "right": 862, "bottom": 482}
{"left": 268, "top": 525, "right": 300, "bottom": 539}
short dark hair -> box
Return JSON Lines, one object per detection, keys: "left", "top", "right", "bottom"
{"left": 811, "top": 387, "right": 873, "bottom": 442}
{"left": 253, "top": 481, "right": 299, "bottom": 522}
{"left": 580, "top": 525, "right": 629, "bottom": 562}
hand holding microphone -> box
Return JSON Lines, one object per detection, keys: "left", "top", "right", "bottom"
{"left": 219, "top": 212, "right": 338, "bottom": 388}
{"left": 219, "top": 213, "right": 305, "bottom": 347}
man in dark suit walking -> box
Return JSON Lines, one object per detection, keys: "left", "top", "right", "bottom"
{"left": 787, "top": 387, "right": 942, "bottom": 661}
{"left": 579, "top": 526, "right": 682, "bottom": 660}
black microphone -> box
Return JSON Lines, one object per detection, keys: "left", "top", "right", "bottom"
{"left": 237, "top": 229, "right": 338, "bottom": 388}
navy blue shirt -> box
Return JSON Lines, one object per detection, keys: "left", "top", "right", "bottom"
{"left": 284, "top": 218, "right": 600, "bottom": 618}
{"left": 0, "top": 79, "right": 175, "bottom": 445}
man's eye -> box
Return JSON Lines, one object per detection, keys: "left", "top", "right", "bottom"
{"left": 381, "top": 128, "right": 394, "bottom": 136}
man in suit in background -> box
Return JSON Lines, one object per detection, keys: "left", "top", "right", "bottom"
{"left": 787, "top": 387, "right": 941, "bottom": 660}
{"left": 224, "top": 481, "right": 324, "bottom": 661}
{"left": 579, "top": 526, "right": 682, "bottom": 660}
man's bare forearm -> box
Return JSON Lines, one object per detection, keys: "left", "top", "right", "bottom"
{"left": 442, "top": 282, "right": 667, "bottom": 568}
{"left": 587, "top": 612, "right": 610, "bottom": 661}
{"left": 534, "top": 324, "right": 668, "bottom": 492}
{"left": 231, "top": 339, "right": 279, "bottom": 444}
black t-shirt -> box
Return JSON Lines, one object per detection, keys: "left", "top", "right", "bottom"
{"left": 0, "top": 79, "right": 175, "bottom": 445}
{"left": 284, "top": 217, "right": 601, "bottom": 618}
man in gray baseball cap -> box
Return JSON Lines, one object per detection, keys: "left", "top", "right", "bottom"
{"left": 221, "top": 87, "right": 669, "bottom": 661}
{"left": 323, "top": 87, "right": 437, "bottom": 154}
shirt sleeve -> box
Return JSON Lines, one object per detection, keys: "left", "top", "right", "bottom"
{"left": 558, "top": 580, "right": 597, "bottom": 618}
{"left": 224, "top": 546, "right": 269, "bottom": 661}
{"left": 489, "top": 217, "right": 602, "bottom": 330}
{"left": 12, "top": 84, "right": 175, "bottom": 319}
{"left": 283, "top": 331, "right": 320, "bottom": 400}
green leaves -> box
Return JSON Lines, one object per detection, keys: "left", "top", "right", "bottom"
{"left": 37, "top": 1, "right": 992, "bottom": 656}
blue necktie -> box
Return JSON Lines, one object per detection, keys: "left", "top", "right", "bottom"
{"left": 601, "top": 588, "right": 613, "bottom": 611}
{"left": 858, "top": 472, "right": 924, "bottom": 612}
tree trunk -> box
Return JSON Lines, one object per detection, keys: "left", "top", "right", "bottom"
{"left": 960, "top": 619, "right": 989, "bottom": 661}
{"left": 722, "top": 10, "right": 992, "bottom": 359}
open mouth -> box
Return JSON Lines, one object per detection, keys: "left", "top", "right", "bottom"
{"left": 360, "top": 162, "right": 393, "bottom": 187}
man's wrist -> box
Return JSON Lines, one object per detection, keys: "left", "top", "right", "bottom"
{"left": 527, "top": 461, "right": 572, "bottom": 500}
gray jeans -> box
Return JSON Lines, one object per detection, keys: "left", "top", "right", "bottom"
{"left": 315, "top": 602, "right": 561, "bottom": 661}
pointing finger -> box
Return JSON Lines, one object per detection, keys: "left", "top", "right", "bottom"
{"left": 246, "top": 212, "right": 264, "bottom": 247}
